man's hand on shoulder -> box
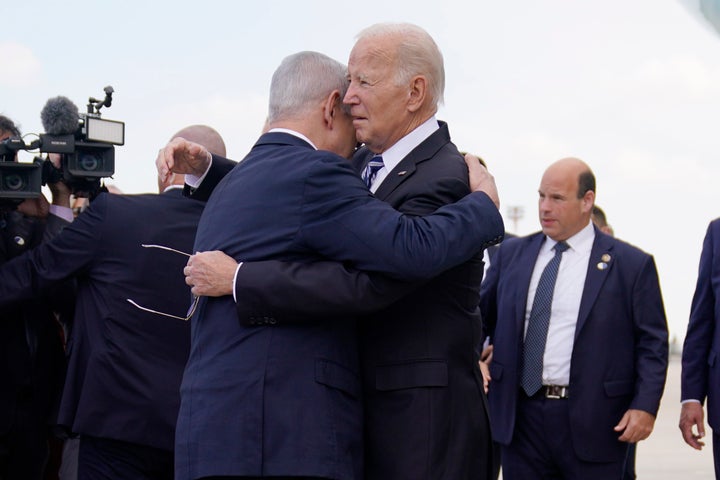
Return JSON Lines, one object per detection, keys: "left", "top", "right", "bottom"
{"left": 464, "top": 153, "right": 499, "bottom": 209}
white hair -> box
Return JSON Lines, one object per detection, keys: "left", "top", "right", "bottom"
{"left": 356, "top": 23, "right": 445, "bottom": 107}
{"left": 267, "top": 51, "right": 349, "bottom": 123}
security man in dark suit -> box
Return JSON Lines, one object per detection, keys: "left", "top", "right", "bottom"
{"left": 0, "top": 125, "right": 225, "bottom": 480}
{"left": 480, "top": 158, "right": 668, "bottom": 479}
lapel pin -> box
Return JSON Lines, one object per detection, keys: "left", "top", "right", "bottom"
{"left": 601, "top": 253, "right": 611, "bottom": 263}
{"left": 597, "top": 262, "right": 608, "bottom": 270}
{"left": 397, "top": 171, "right": 407, "bottom": 176}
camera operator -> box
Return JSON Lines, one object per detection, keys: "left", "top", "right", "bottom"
{"left": 0, "top": 114, "right": 75, "bottom": 480}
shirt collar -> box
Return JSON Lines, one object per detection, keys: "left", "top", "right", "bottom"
{"left": 267, "top": 128, "right": 317, "bottom": 150}
{"left": 543, "top": 220, "right": 595, "bottom": 255}
{"left": 378, "top": 116, "right": 439, "bottom": 173}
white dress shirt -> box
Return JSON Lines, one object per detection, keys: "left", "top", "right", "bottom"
{"left": 524, "top": 221, "right": 595, "bottom": 386}
{"left": 368, "top": 116, "right": 439, "bottom": 192}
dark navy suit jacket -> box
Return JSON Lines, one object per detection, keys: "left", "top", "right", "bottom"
{"left": 682, "top": 218, "right": 720, "bottom": 429}
{"left": 0, "top": 189, "right": 204, "bottom": 452}
{"left": 228, "top": 123, "right": 501, "bottom": 479}
{"left": 174, "top": 131, "right": 503, "bottom": 480}
{"left": 479, "top": 228, "right": 668, "bottom": 463}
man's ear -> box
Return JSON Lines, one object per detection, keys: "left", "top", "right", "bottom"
{"left": 323, "top": 90, "right": 342, "bottom": 128}
{"left": 407, "top": 75, "right": 428, "bottom": 113}
{"left": 583, "top": 191, "right": 596, "bottom": 213}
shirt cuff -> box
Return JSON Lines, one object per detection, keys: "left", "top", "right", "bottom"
{"left": 49, "top": 205, "right": 74, "bottom": 223}
{"left": 185, "top": 155, "right": 213, "bottom": 188}
{"left": 681, "top": 399, "right": 702, "bottom": 404}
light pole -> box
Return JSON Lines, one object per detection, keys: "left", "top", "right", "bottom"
{"left": 506, "top": 205, "right": 524, "bottom": 234}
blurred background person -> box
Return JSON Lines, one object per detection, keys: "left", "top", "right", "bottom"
{"left": 0, "top": 114, "right": 74, "bottom": 480}
{"left": 591, "top": 205, "right": 615, "bottom": 236}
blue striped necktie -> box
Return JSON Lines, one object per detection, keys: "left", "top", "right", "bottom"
{"left": 521, "top": 240, "right": 570, "bottom": 396}
{"left": 362, "top": 155, "right": 384, "bottom": 188}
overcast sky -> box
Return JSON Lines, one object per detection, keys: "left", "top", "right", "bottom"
{"left": 3, "top": 0, "right": 720, "bottom": 341}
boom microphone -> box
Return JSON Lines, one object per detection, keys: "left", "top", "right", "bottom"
{"left": 40, "top": 96, "right": 80, "bottom": 135}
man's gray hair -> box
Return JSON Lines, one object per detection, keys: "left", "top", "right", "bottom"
{"left": 357, "top": 23, "right": 445, "bottom": 107}
{"left": 268, "top": 51, "right": 349, "bottom": 123}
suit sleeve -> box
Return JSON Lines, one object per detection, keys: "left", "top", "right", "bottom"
{"left": 43, "top": 212, "right": 77, "bottom": 321}
{"left": 297, "top": 154, "right": 504, "bottom": 281}
{"left": 630, "top": 254, "right": 669, "bottom": 416}
{"left": 681, "top": 221, "right": 718, "bottom": 402}
{"left": 234, "top": 260, "right": 419, "bottom": 325}
{"left": 183, "top": 154, "right": 237, "bottom": 202}
{"left": 233, "top": 152, "right": 495, "bottom": 323}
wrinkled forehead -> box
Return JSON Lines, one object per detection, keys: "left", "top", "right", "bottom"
{"left": 349, "top": 36, "right": 398, "bottom": 71}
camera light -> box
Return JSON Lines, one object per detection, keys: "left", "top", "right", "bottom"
{"left": 85, "top": 117, "right": 125, "bottom": 145}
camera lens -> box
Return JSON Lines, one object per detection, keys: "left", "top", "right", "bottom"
{"left": 3, "top": 174, "right": 26, "bottom": 191}
{"left": 77, "top": 153, "right": 100, "bottom": 172}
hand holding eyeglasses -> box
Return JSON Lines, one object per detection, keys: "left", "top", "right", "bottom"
{"left": 184, "top": 250, "right": 239, "bottom": 297}
{"left": 126, "top": 245, "right": 238, "bottom": 321}
{"left": 127, "top": 244, "right": 199, "bottom": 321}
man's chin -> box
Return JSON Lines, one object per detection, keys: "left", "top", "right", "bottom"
{"left": 352, "top": 119, "right": 369, "bottom": 134}
{"left": 541, "top": 226, "right": 556, "bottom": 239}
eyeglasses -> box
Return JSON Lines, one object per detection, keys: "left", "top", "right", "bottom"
{"left": 126, "top": 244, "right": 199, "bottom": 321}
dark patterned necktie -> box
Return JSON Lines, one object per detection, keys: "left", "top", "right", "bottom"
{"left": 521, "top": 240, "right": 570, "bottom": 396}
{"left": 362, "top": 155, "right": 384, "bottom": 188}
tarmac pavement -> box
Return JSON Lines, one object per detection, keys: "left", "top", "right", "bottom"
{"left": 635, "top": 353, "right": 714, "bottom": 479}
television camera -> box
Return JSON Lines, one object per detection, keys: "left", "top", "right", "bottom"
{"left": 0, "top": 86, "right": 125, "bottom": 207}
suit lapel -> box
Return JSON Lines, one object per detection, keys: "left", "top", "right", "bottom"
{"left": 360, "top": 122, "right": 453, "bottom": 201}
{"left": 373, "top": 156, "right": 419, "bottom": 200}
{"left": 575, "top": 229, "right": 615, "bottom": 339}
